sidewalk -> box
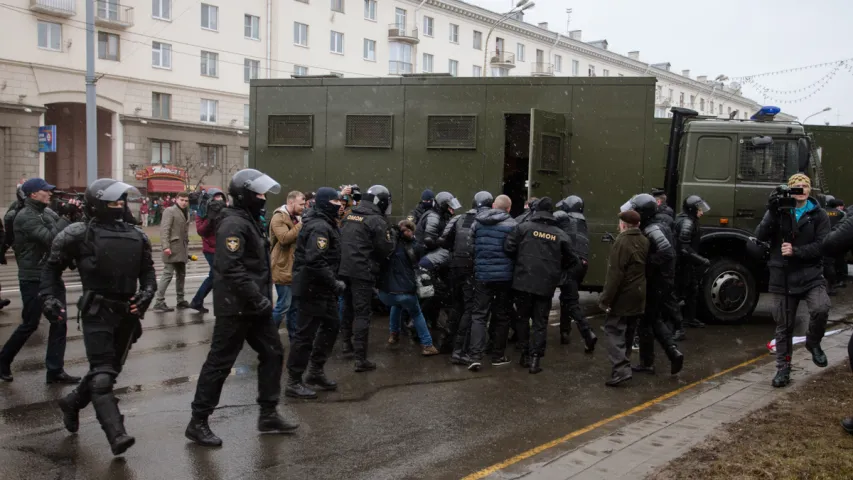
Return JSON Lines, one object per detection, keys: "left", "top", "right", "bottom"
{"left": 484, "top": 328, "right": 852, "bottom": 480}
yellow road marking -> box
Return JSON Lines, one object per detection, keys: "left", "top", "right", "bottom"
{"left": 462, "top": 353, "right": 769, "bottom": 480}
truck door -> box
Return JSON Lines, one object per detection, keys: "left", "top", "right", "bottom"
{"left": 733, "top": 136, "right": 799, "bottom": 232}
{"left": 527, "top": 108, "right": 570, "bottom": 201}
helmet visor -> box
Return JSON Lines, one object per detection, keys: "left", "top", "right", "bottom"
{"left": 244, "top": 173, "right": 281, "bottom": 195}
{"left": 385, "top": 201, "right": 392, "bottom": 216}
{"left": 97, "top": 182, "right": 142, "bottom": 203}
{"left": 697, "top": 200, "right": 711, "bottom": 213}
{"left": 448, "top": 197, "right": 462, "bottom": 210}
{"left": 619, "top": 199, "right": 633, "bottom": 213}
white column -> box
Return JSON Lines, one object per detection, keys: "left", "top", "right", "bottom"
{"left": 112, "top": 112, "right": 123, "bottom": 180}
{"left": 38, "top": 112, "right": 45, "bottom": 178}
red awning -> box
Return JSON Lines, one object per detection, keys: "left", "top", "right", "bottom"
{"left": 147, "top": 179, "right": 186, "bottom": 193}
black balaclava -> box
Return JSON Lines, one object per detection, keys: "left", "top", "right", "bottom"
{"left": 315, "top": 187, "right": 341, "bottom": 219}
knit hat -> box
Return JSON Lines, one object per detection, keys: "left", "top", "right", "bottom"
{"left": 421, "top": 189, "right": 435, "bottom": 201}
{"left": 619, "top": 210, "right": 641, "bottom": 226}
{"left": 787, "top": 173, "right": 811, "bottom": 188}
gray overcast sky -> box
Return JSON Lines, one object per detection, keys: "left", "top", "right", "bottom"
{"left": 470, "top": 0, "right": 853, "bottom": 125}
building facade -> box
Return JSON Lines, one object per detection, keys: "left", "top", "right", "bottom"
{"left": 0, "top": 0, "right": 787, "bottom": 204}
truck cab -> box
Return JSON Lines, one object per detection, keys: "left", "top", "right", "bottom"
{"left": 664, "top": 106, "right": 819, "bottom": 323}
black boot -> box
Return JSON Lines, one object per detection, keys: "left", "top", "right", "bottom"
{"left": 341, "top": 339, "right": 354, "bottom": 356}
{"left": 672, "top": 329, "right": 686, "bottom": 342}
{"left": 666, "top": 346, "right": 684, "bottom": 375}
{"left": 581, "top": 330, "right": 598, "bottom": 353}
{"left": 58, "top": 389, "right": 87, "bottom": 433}
{"left": 185, "top": 415, "right": 223, "bottom": 447}
{"left": 285, "top": 376, "right": 318, "bottom": 399}
{"left": 258, "top": 408, "right": 299, "bottom": 433}
{"left": 91, "top": 394, "right": 135, "bottom": 455}
{"left": 529, "top": 355, "right": 542, "bottom": 374}
{"left": 631, "top": 364, "right": 656, "bottom": 374}
{"left": 304, "top": 367, "right": 338, "bottom": 391}
{"left": 772, "top": 366, "right": 791, "bottom": 388}
{"left": 806, "top": 344, "right": 828, "bottom": 367}
{"left": 354, "top": 359, "right": 376, "bottom": 372}
{"left": 560, "top": 331, "right": 571, "bottom": 345}
{"left": 518, "top": 353, "right": 531, "bottom": 368}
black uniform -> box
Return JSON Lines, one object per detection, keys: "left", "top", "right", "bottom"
{"left": 824, "top": 207, "right": 846, "bottom": 291}
{"left": 553, "top": 197, "right": 595, "bottom": 351}
{"left": 40, "top": 180, "right": 156, "bottom": 455}
{"left": 505, "top": 205, "right": 577, "bottom": 372}
{"left": 338, "top": 201, "right": 395, "bottom": 363}
{"left": 416, "top": 208, "right": 449, "bottom": 251}
{"left": 440, "top": 207, "right": 479, "bottom": 357}
{"left": 675, "top": 212, "right": 709, "bottom": 324}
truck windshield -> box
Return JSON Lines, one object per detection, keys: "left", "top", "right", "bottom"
{"left": 737, "top": 139, "right": 799, "bottom": 183}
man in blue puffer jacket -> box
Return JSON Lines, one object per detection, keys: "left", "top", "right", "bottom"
{"left": 466, "top": 194, "right": 517, "bottom": 371}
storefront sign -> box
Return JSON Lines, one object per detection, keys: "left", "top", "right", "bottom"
{"left": 135, "top": 165, "right": 188, "bottom": 181}
{"left": 38, "top": 126, "right": 57, "bottom": 153}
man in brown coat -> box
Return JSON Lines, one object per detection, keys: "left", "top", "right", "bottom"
{"left": 153, "top": 192, "right": 191, "bottom": 312}
{"left": 600, "top": 210, "right": 649, "bottom": 387}
{"left": 270, "top": 191, "right": 305, "bottom": 338}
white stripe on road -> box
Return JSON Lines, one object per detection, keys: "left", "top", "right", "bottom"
{"left": 1, "top": 274, "right": 210, "bottom": 293}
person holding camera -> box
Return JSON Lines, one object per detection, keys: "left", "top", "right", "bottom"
{"left": 756, "top": 173, "right": 830, "bottom": 388}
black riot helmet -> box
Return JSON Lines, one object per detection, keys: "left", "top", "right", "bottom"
{"left": 621, "top": 193, "right": 657, "bottom": 223}
{"left": 84, "top": 178, "right": 141, "bottom": 222}
{"left": 364, "top": 185, "right": 392, "bottom": 216}
{"left": 228, "top": 168, "right": 281, "bottom": 218}
{"left": 472, "top": 191, "right": 494, "bottom": 209}
{"left": 435, "top": 191, "right": 462, "bottom": 214}
{"left": 562, "top": 195, "right": 584, "bottom": 214}
{"left": 682, "top": 195, "right": 711, "bottom": 217}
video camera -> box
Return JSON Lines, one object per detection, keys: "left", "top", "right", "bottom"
{"left": 340, "top": 184, "right": 362, "bottom": 202}
{"left": 51, "top": 190, "right": 86, "bottom": 218}
{"left": 772, "top": 185, "right": 805, "bottom": 211}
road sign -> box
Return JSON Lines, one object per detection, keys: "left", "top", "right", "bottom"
{"left": 38, "top": 125, "right": 56, "bottom": 153}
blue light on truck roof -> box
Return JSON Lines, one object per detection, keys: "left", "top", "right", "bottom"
{"left": 751, "top": 106, "right": 781, "bottom": 120}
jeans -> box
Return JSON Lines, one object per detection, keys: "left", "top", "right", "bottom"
{"left": 190, "top": 252, "right": 215, "bottom": 307}
{"left": 0, "top": 280, "right": 67, "bottom": 372}
{"left": 155, "top": 262, "right": 186, "bottom": 304}
{"left": 273, "top": 285, "right": 298, "bottom": 338}
{"left": 379, "top": 292, "right": 433, "bottom": 347}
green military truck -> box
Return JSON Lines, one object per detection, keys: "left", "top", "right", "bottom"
{"left": 249, "top": 76, "right": 824, "bottom": 323}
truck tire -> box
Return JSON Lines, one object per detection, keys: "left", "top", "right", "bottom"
{"left": 699, "top": 257, "right": 758, "bottom": 324}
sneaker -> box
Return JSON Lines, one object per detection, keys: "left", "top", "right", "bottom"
{"left": 421, "top": 345, "right": 439, "bottom": 356}
{"left": 388, "top": 332, "right": 399, "bottom": 345}
{"left": 176, "top": 301, "right": 191, "bottom": 309}
{"left": 152, "top": 302, "right": 174, "bottom": 313}
{"left": 631, "top": 336, "right": 640, "bottom": 351}
{"left": 450, "top": 353, "right": 472, "bottom": 365}
{"left": 491, "top": 356, "right": 511, "bottom": 366}
{"left": 467, "top": 361, "right": 482, "bottom": 372}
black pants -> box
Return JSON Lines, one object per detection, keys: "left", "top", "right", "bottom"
{"left": 287, "top": 297, "right": 339, "bottom": 377}
{"left": 638, "top": 284, "right": 675, "bottom": 367}
{"left": 824, "top": 257, "right": 838, "bottom": 288}
{"left": 559, "top": 263, "right": 591, "bottom": 335}
{"left": 341, "top": 277, "right": 375, "bottom": 361}
{"left": 835, "top": 256, "right": 848, "bottom": 280}
{"left": 515, "top": 291, "right": 554, "bottom": 357}
{"left": 0, "top": 280, "right": 67, "bottom": 372}
{"left": 469, "top": 281, "right": 513, "bottom": 360}
{"left": 191, "top": 314, "right": 284, "bottom": 418}
{"left": 448, "top": 268, "right": 475, "bottom": 354}
{"left": 676, "top": 264, "right": 700, "bottom": 322}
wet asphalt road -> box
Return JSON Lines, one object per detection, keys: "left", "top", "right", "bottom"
{"left": 0, "top": 257, "right": 851, "bottom": 480}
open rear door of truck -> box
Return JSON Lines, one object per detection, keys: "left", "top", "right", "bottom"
{"left": 527, "top": 108, "right": 571, "bottom": 201}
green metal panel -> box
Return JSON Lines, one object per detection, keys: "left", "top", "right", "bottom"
{"left": 807, "top": 125, "right": 853, "bottom": 199}
{"left": 528, "top": 108, "right": 569, "bottom": 200}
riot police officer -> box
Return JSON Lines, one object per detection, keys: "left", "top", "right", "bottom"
{"left": 441, "top": 191, "right": 492, "bottom": 359}
{"left": 339, "top": 185, "right": 396, "bottom": 371}
{"left": 675, "top": 195, "right": 711, "bottom": 327}
{"left": 622, "top": 194, "right": 684, "bottom": 376}
{"left": 40, "top": 178, "right": 157, "bottom": 455}
{"left": 416, "top": 191, "right": 461, "bottom": 251}
{"left": 186, "top": 169, "right": 297, "bottom": 447}
{"left": 554, "top": 195, "right": 597, "bottom": 352}
{"left": 286, "top": 187, "right": 347, "bottom": 398}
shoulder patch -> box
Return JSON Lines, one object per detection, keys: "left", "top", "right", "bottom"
{"left": 317, "top": 236, "right": 329, "bottom": 250}
{"left": 226, "top": 236, "right": 240, "bottom": 252}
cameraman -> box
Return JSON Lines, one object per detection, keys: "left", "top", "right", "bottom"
{"left": 756, "top": 173, "right": 830, "bottom": 388}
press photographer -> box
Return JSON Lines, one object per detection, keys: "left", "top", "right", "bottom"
{"left": 755, "top": 173, "right": 830, "bottom": 388}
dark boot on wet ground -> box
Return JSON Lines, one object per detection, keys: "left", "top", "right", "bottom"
{"left": 529, "top": 355, "right": 542, "bottom": 374}
{"left": 258, "top": 408, "right": 299, "bottom": 433}
{"left": 304, "top": 367, "right": 337, "bottom": 391}
{"left": 354, "top": 359, "right": 376, "bottom": 372}
{"left": 806, "top": 344, "right": 828, "bottom": 367}
{"left": 581, "top": 329, "right": 597, "bottom": 353}
{"left": 58, "top": 389, "right": 87, "bottom": 433}
{"left": 285, "top": 377, "right": 318, "bottom": 399}
{"left": 606, "top": 371, "right": 632, "bottom": 387}
{"left": 666, "top": 346, "right": 684, "bottom": 375}
{"left": 772, "top": 366, "right": 791, "bottom": 388}
{"left": 92, "top": 394, "right": 135, "bottom": 455}
{"left": 185, "top": 416, "right": 222, "bottom": 447}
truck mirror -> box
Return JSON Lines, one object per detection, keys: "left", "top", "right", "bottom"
{"left": 750, "top": 136, "right": 773, "bottom": 147}
{"left": 797, "top": 137, "right": 811, "bottom": 172}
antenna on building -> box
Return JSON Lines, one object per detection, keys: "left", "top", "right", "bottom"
{"left": 566, "top": 8, "right": 572, "bottom": 33}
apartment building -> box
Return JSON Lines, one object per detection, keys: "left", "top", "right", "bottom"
{"left": 0, "top": 0, "right": 783, "bottom": 204}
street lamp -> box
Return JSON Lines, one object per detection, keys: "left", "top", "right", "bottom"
{"left": 482, "top": 0, "right": 536, "bottom": 77}
{"left": 803, "top": 107, "right": 832, "bottom": 124}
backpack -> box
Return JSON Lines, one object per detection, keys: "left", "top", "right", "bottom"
{"left": 3, "top": 200, "right": 25, "bottom": 252}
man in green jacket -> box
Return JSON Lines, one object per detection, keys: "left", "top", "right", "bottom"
{"left": 0, "top": 178, "right": 80, "bottom": 383}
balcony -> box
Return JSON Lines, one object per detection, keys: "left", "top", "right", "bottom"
{"left": 388, "top": 23, "right": 419, "bottom": 44}
{"left": 532, "top": 62, "right": 554, "bottom": 76}
{"left": 95, "top": 1, "right": 134, "bottom": 28}
{"left": 29, "top": 0, "right": 76, "bottom": 17}
{"left": 389, "top": 60, "right": 413, "bottom": 76}
{"left": 489, "top": 51, "right": 516, "bottom": 69}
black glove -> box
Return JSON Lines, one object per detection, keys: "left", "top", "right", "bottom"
{"left": 766, "top": 192, "right": 781, "bottom": 216}
{"left": 130, "top": 289, "right": 155, "bottom": 317}
{"left": 334, "top": 280, "right": 347, "bottom": 295}
{"left": 257, "top": 296, "right": 273, "bottom": 317}
{"left": 43, "top": 297, "right": 66, "bottom": 323}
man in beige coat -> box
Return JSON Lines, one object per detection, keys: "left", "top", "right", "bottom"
{"left": 153, "top": 192, "right": 191, "bottom": 312}
{"left": 270, "top": 191, "right": 305, "bottom": 339}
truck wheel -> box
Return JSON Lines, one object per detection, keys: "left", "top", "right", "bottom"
{"left": 700, "top": 258, "right": 758, "bottom": 324}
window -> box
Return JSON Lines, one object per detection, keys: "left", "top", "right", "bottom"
{"left": 588, "top": 65, "right": 595, "bottom": 76}
{"left": 690, "top": 95, "right": 695, "bottom": 108}
{"left": 364, "top": 0, "right": 376, "bottom": 20}
{"left": 744, "top": 112, "right": 748, "bottom": 119}
{"left": 395, "top": 8, "right": 406, "bottom": 26}
{"left": 427, "top": 115, "right": 476, "bottom": 149}
{"left": 727, "top": 106, "right": 731, "bottom": 116}
{"left": 423, "top": 16, "right": 433, "bottom": 36}
{"left": 516, "top": 43, "right": 525, "bottom": 61}
{"left": 491, "top": 67, "right": 509, "bottom": 77}
{"left": 331, "top": 0, "right": 344, "bottom": 13}
{"left": 152, "top": 42, "right": 172, "bottom": 69}
{"left": 152, "top": 92, "right": 171, "bottom": 119}
{"left": 152, "top": 0, "right": 171, "bottom": 20}
{"left": 98, "top": 32, "right": 119, "bottom": 61}
{"left": 245, "top": 14, "right": 260, "bottom": 40}
{"left": 200, "top": 51, "right": 218, "bottom": 76}
{"left": 151, "top": 141, "right": 172, "bottom": 164}
{"left": 738, "top": 139, "right": 798, "bottom": 183}
{"left": 495, "top": 37, "right": 504, "bottom": 53}
{"left": 363, "top": 39, "right": 376, "bottom": 60}
{"left": 655, "top": 107, "right": 668, "bottom": 118}
{"left": 389, "top": 42, "right": 412, "bottom": 74}
{"left": 472, "top": 65, "right": 482, "bottom": 77}
{"left": 719, "top": 104, "right": 724, "bottom": 115}
{"left": 37, "top": 21, "right": 61, "bottom": 51}
{"left": 699, "top": 98, "right": 705, "bottom": 111}
{"left": 345, "top": 115, "right": 393, "bottom": 148}
{"left": 199, "top": 145, "right": 223, "bottom": 167}
{"left": 330, "top": 31, "right": 344, "bottom": 54}
{"left": 294, "top": 22, "right": 308, "bottom": 46}
{"left": 294, "top": 65, "right": 308, "bottom": 76}
{"left": 244, "top": 104, "right": 250, "bottom": 126}
{"left": 269, "top": 115, "right": 313, "bottom": 147}
{"left": 680, "top": 93, "right": 685, "bottom": 107}
{"left": 656, "top": 86, "right": 662, "bottom": 99}
{"left": 473, "top": 31, "right": 482, "bottom": 50}
{"left": 448, "top": 59, "right": 458, "bottom": 76}
{"left": 201, "top": 4, "right": 218, "bottom": 30}
{"left": 710, "top": 101, "right": 714, "bottom": 114}
{"left": 422, "top": 53, "right": 433, "bottom": 72}
{"left": 244, "top": 59, "right": 259, "bottom": 82}
{"left": 668, "top": 88, "right": 674, "bottom": 101}
{"left": 554, "top": 55, "right": 562, "bottom": 73}
{"left": 535, "top": 49, "right": 544, "bottom": 63}
{"left": 602, "top": 69, "right": 610, "bottom": 77}
{"left": 200, "top": 99, "right": 217, "bottom": 123}
{"left": 449, "top": 24, "right": 459, "bottom": 43}
{"left": 695, "top": 137, "right": 732, "bottom": 181}
{"left": 243, "top": 148, "right": 249, "bottom": 167}
{"left": 571, "top": 59, "right": 579, "bottom": 76}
